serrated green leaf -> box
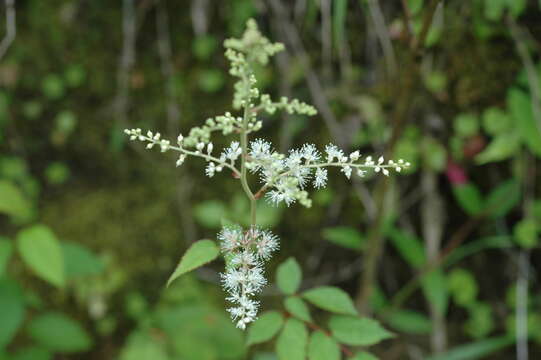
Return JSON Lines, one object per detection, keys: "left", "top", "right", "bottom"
{"left": 307, "top": 331, "right": 340, "bottom": 360}
{"left": 484, "top": 179, "right": 520, "bottom": 218}
{"left": 276, "top": 318, "right": 308, "bottom": 360}
{"left": 329, "top": 315, "right": 393, "bottom": 346}
{"left": 246, "top": 311, "right": 284, "bottom": 345}
{"left": 0, "top": 279, "right": 25, "bottom": 349}
{"left": 284, "top": 296, "right": 312, "bottom": 322}
{"left": 302, "top": 286, "right": 357, "bottom": 315}
{"left": 384, "top": 310, "right": 432, "bottom": 334}
{"left": 322, "top": 227, "right": 365, "bottom": 250}
{"left": 426, "top": 335, "right": 514, "bottom": 360}
{"left": 452, "top": 184, "right": 484, "bottom": 216}
{"left": 508, "top": 88, "right": 541, "bottom": 157}
{"left": 16, "top": 225, "right": 65, "bottom": 288}
{"left": 28, "top": 312, "right": 92, "bottom": 353}
{"left": 166, "top": 240, "right": 219, "bottom": 287}
{"left": 276, "top": 258, "right": 302, "bottom": 294}
{"left": 0, "top": 237, "right": 12, "bottom": 276}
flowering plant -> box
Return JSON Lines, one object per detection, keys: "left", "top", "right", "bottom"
{"left": 125, "top": 18, "right": 408, "bottom": 358}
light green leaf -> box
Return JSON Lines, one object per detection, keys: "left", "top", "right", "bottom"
{"left": 351, "top": 352, "right": 379, "bottom": 360}
{"left": 284, "top": 296, "right": 312, "bottom": 322}
{"left": 276, "top": 258, "right": 302, "bottom": 295}
{"left": 421, "top": 269, "right": 449, "bottom": 316}
{"left": 484, "top": 0, "right": 506, "bottom": 20}
{"left": 384, "top": 310, "right": 431, "bottom": 334}
{"left": 62, "top": 242, "right": 104, "bottom": 279}
{"left": 120, "top": 331, "right": 169, "bottom": 360}
{"left": 454, "top": 113, "right": 479, "bottom": 138}
{"left": 448, "top": 268, "right": 478, "bottom": 306}
{"left": 464, "top": 302, "right": 494, "bottom": 339}
{"left": 508, "top": 88, "right": 541, "bottom": 157}
{"left": 16, "top": 225, "right": 65, "bottom": 288}
{"left": 307, "top": 331, "right": 340, "bottom": 360}
{"left": 0, "top": 279, "right": 25, "bottom": 349}
{"left": 329, "top": 315, "right": 393, "bottom": 346}
{"left": 452, "top": 184, "right": 484, "bottom": 216}
{"left": 513, "top": 218, "right": 539, "bottom": 249}
{"left": 166, "top": 240, "right": 219, "bottom": 287}
{"left": 0, "top": 237, "right": 12, "bottom": 276}
{"left": 276, "top": 318, "right": 308, "bottom": 360}
{"left": 426, "top": 335, "right": 514, "bottom": 360}
{"left": 0, "top": 180, "right": 32, "bottom": 221}
{"left": 302, "top": 286, "right": 357, "bottom": 315}
{"left": 387, "top": 228, "right": 426, "bottom": 268}
{"left": 28, "top": 312, "right": 92, "bottom": 353}
{"left": 322, "top": 227, "right": 365, "bottom": 250}
{"left": 193, "top": 200, "right": 226, "bottom": 228}
{"left": 484, "top": 179, "right": 520, "bottom": 219}
{"left": 475, "top": 132, "right": 520, "bottom": 164}
{"left": 482, "top": 107, "right": 511, "bottom": 135}
{"left": 246, "top": 311, "right": 284, "bottom": 346}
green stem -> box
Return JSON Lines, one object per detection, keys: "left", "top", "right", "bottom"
{"left": 239, "top": 75, "right": 257, "bottom": 227}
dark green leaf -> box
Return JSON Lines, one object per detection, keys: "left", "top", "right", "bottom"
{"left": 28, "top": 312, "right": 92, "bottom": 353}
{"left": 508, "top": 88, "right": 541, "bottom": 157}
{"left": 329, "top": 315, "right": 393, "bottom": 346}
{"left": 16, "top": 225, "right": 65, "bottom": 288}
{"left": 246, "top": 311, "right": 284, "bottom": 345}
{"left": 284, "top": 296, "right": 312, "bottom": 322}
{"left": 387, "top": 228, "right": 426, "bottom": 268}
{"left": 484, "top": 179, "right": 520, "bottom": 218}
{"left": 0, "top": 279, "right": 25, "bottom": 349}
{"left": 0, "top": 237, "right": 12, "bottom": 276}
{"left": 11, "top": 347, "right": 51, "bottom": 360}
{"left": 166, "top": 240, "right": 219, "bottom": 287}
{"left": 384, "top": 310, "right": 432, "bottom": 334}
{"left": 322, "top": 227, "right": 365, "bottom": 250}
{"left": 426, "top": 335, "right": 514, "bottom": 360}
{"left": 307, "top": 331, "right": 340, "bottom": 360}
{"left": 421, "top": 269, "right": 449, "bottom": 316}
{"left": 452, "top": 184, "right": 484, "bottom": 216}
{"left": 62, "top": 242, "right": 104, "bottom": 279}
{"left": 275, "top": 318, "right": 308, "bottom": 360}
{"left": 276, "top": 258, "right": 302, "bottom": 295}
{"left": 302, "top": 286, "right": 357, "bottom": 315}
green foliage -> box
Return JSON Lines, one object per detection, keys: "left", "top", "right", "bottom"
{"left": 284, "top": 296, "right": 312, "bottom": 322}
{"left": 302, "top": 286, "right": 358, "bottom": 315}
{"left": 0, "top": 279, "right": 25, "bottom": 349}
{"left": 276, "top": 257, "right": 302, "bottom": 295}
{"left": 484, "top": 179, "right": 521, "bottom": 219}
{"left": 384, "top": 310, "right": 432, "bottom": 334}
{"left": 16, "top": 225, "right": 65, "bottom": 288}
{"left": 0, "top": 180, "right": 33, "bottom": 222}
{"left": 0, "top": 238, "right": 12, "bottom": 276}
{"left": 166, "top": 239, "right": 220, "bottom": 287}
{"left": 452, "top": 184, "right": 484, "bottom": 216}
{"left": 275, "top": 318, "right": 308, "bottom": 360}
{"left": 62, "top": 242, "right": 104, "bottom": 279}
{"left": 246, "top": 311, "right": 284, "bottom": 345}
{"left": 322, "top": 226, "right": 365, "bottom": 250}
{"left": 426, "top": 335, "right": 514, "bottom": 360}
{"left": 28, "top": 312, "right": 93, "bottom": 353}
{"left": 328, "top": 315, "right": 393, "bottom": 346}
{"left": 307, "top": 331, "right": 340, "bottom": 360}
{"left": 513, "top": 218, "right": 539, "bottom": 248}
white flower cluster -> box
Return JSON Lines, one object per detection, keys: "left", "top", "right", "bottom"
{"left": 218, "top": 226, "right": 279, "bottom": 329}
{"left": 246, "top": 139, "right": 410, "bottom": 207}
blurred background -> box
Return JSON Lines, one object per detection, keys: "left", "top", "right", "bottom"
{"left": 1, "top": 0, "right": 541, "bottom": 359}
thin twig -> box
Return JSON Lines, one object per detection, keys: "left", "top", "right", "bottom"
{"left": 0, "top": 0, "right": 16, "bottom": 61}
{"left": 366, "top": 0, "right": 398, "bottom": 76}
